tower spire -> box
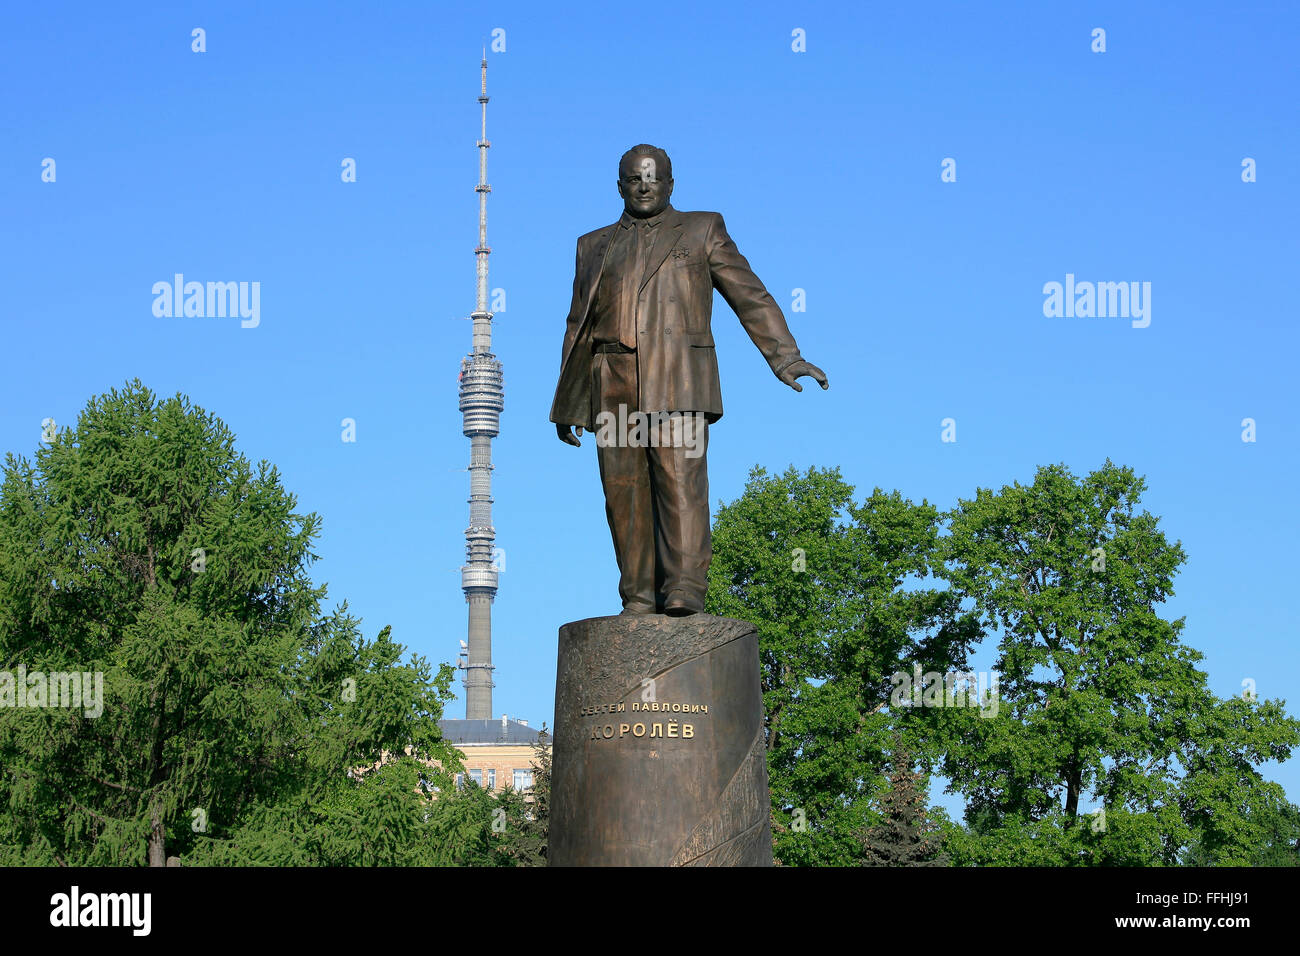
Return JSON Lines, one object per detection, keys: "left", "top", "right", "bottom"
{"left": 458, "top": 54, "right": 503, "bottom": 720}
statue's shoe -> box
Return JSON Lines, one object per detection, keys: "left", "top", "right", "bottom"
{"left": 663, "top": 591, "right": 703, "bottom": 616}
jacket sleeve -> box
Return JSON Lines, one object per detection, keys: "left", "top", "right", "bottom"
{"left": 706, "top": 212, "right": 803, "bottom": 377}
{"left": 559, "top": 236, "right": 585, "bottom": 368}
{"left": 549, "top": 236, "right": 592, "bottom": 427}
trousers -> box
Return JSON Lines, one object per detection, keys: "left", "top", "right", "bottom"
{"left": 591, "top": 351, "right": 711, "bottom": 611}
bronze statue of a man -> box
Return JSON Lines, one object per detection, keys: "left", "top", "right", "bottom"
{"left": 550, "top": 144, "right": 827, "bottom": 616}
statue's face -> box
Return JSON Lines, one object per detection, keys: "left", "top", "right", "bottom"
{"left": 617, "top": 154, "right": 673, "bottom": 218}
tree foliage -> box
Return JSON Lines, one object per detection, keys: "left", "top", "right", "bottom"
{"left": 706, "top": 459, "right": 1299, "bottom": 866}
{"left": 0, "top": 381, "right": 471, "bottom": 866}
{"left": 933, "top": 460, "right": 1300, "bottom": 865}
{"left": 861, "top": 738, "right": 949, "bottom": 866}
{"left": 706, "top": 465, "right": 977, "bottom": 865}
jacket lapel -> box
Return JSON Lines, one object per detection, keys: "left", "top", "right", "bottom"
{"left": 639, "top": 210, "right": 686, "bottom": 292}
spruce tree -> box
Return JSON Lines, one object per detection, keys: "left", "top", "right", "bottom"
{"left": 861, "top": 742, "right": 948, "bottom": 866}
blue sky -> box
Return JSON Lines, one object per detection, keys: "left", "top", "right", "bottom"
{"left": 2, "top": 1, "right": 1297, "bottom": 819}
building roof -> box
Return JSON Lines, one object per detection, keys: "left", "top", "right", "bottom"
{"left": 438, "top": 718, "right": 548, "bottom": 746}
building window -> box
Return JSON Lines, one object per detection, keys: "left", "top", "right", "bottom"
{"left": 513, "top": 768, "right": 533, "bottom": 791}
{"left": 455, "top": 773, "right": 464, "bottom": 790}
{"left": 469, "top": 769, "right": 482, "bottom": 787}
{"left": 486, "top": 768, "right": 496, "bottom": 790}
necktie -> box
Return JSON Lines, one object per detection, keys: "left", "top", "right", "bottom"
{"left": 633, "top": 220, "right": 653, "bottom": 287}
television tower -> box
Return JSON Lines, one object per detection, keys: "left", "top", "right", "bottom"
{"left": 458, "top": 53, "right": 503, "bottom": 720}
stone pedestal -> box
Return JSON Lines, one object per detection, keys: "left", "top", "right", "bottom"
{"left": 548, "top": 614, "right": 773, "bottom": 866}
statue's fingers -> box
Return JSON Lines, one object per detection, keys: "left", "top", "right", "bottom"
{"left": 802, "top": 364, "right": 828, "bottom": 389}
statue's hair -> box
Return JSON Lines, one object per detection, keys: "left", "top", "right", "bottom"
{"left": 619, "top": 144, "right": 672, "bottom": 180}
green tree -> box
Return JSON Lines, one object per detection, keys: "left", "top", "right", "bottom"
{"left": 706, "top": 465, "right": 979, "bottom": 866}
{"left": 861, "top": 739, "right": 949, "bottom": 866}
{"left": 0, "top": 381, "right": 465, "bottom": 866}
{"left": 181, "top": 617, "right": 474, "bottom": 866}
{"left": 935, "top": 460, "right": 1300, "bottom": 866}
{"left": 1183, "top": 800, "right": 1300, "bottom": 866}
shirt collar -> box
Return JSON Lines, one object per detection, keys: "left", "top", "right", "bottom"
{"left": 620, "top": 206, "right": 671, "bottom": 229}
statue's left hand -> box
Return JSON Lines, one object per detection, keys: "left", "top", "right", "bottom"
{"left": 778, "top": 360, "right": 829, "bottom": 392}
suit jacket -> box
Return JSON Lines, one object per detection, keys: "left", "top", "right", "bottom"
{"left": 549, "top": 206, "right": 804, "bottom": 429}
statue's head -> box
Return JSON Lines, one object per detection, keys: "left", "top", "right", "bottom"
{"left": 618, "top": 144, "right": 674, "bottom": 219}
